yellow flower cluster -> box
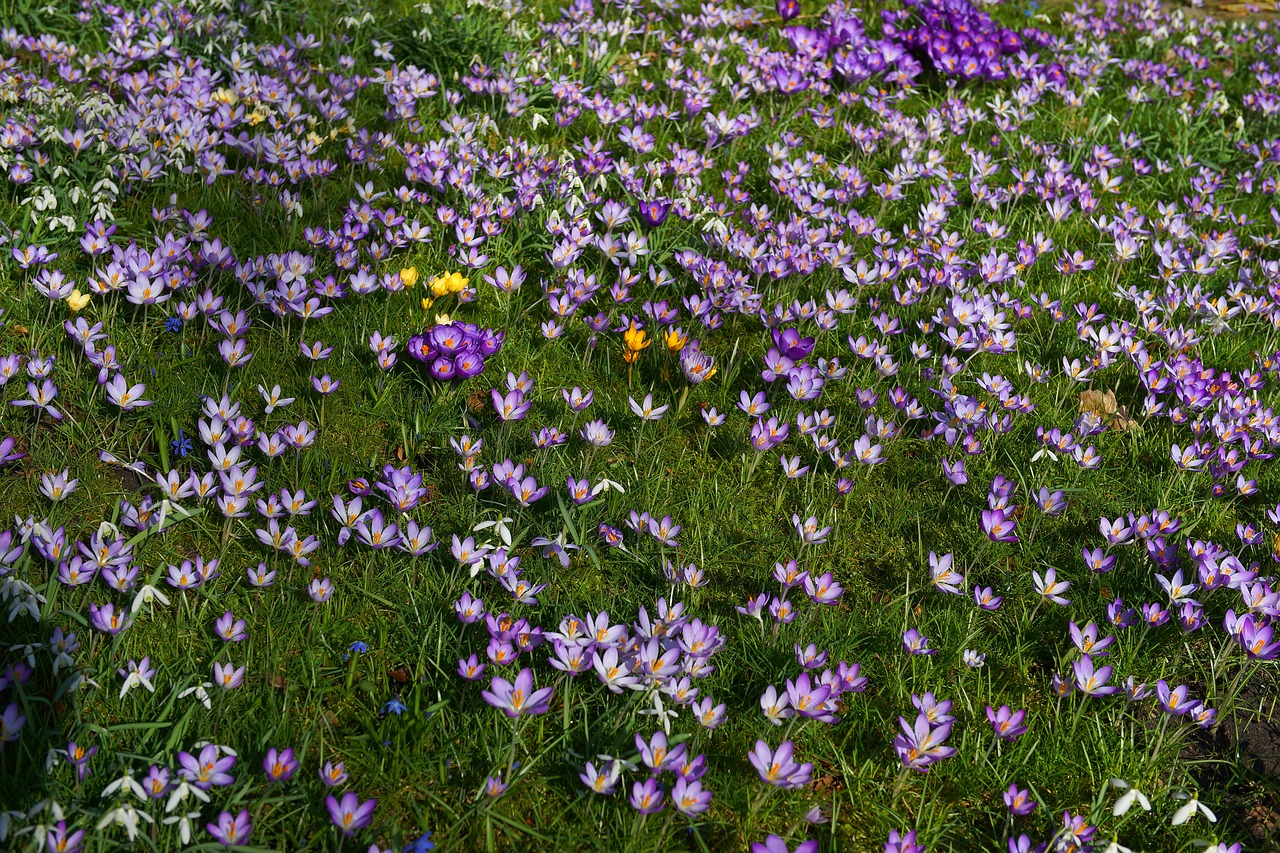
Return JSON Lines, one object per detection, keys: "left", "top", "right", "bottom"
{"left": 419, "top": 270, "right": 468, "bottom": 310}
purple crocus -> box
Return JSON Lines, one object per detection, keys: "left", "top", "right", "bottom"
{"left": 326, "top": 792, "right": 376, "bottom": 836}
{"left": 884, "top": 829, "right": 924, "bottom": 853}
{"left": 1004, "top": 784, "right": 1037, "bottom": 817}
{"left": 480, "top": 667, "right": 554, "bottom": 717}
{"left": 45, "top": 821, "right": 84, "bottom": 853}
{"left": 491, "top": 389, "right": 530, "bottom": 422}
{"left": 178, "top": 743, "right": 236, "bottom": 789}
{"left": 894, "top": 712, "right": 956, "bottom": 772}
{"left": 902, "top": 628, "right": 937, "bottom": 656}
{"left": 262, "top": 747, "right": 298, "bottom": 783}
{"left": 981, "top": 508, "right": 1018, "bottom": 543}
{"left": 206, "top": 810, "right": 252, "bottom": 847}
{"left": 986, "top": 705, "right": 1028, "bottom": 742}
{"left": 752, "top": 836, "right": 818, "bottom": 853}
{"left": 638, "top": 199, "right": 671, "bottom": 227}
{"left": 747, "top": 740, "right": 812, "bottom": 789}
{"left": 629, "top": 778, "right": 665, "bottom": 814}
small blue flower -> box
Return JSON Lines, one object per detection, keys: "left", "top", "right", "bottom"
{"left": 382, "top": 696, "right": 407, "bottom": 716}
{"left": 348, "top": 641, "right": 370, "bottom": 654}
{"left": 164, "top": 316, "right": 183, "bottom": 333}
{"left": 171, "top": 430, "right": 192, "bottom": 458}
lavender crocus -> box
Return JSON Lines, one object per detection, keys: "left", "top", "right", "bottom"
{"left": 480, "top": 667, "right": 554, "bottom": 717}
{"left": 326, "top": 792, "right": 376, "bottom": 836}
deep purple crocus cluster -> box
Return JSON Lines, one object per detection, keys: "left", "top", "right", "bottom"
{"left": 407, "top": 320, "right": 503, "bottom": 380}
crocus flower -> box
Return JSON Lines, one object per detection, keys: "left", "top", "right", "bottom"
{"left": 320, "top": 762, "right": 348, "bottom": 787}
{"left": 672, "top": 777, "right": 712, "bottom": 816}
{"left": 747, "top": 740, "right": 812, "bottom": 789}
{"left": 480, "top": 667, "right": 553, "bottom": 717}
{"left": 44, "top": 821, "right": 84, "bottom": 853}
{"left": 902, "top": 628, "right": 937, "bottom": 656}
{"left": 884, "top": 830, "right": 924, "bottom": 853}
{"left": 104, "top": 375, "right": 152, "bottom": 410}
{"left": 928, "top": 551, "right": 963, "bottom": 595}
{"left": 580, "top": 760, "right": 621, "bottom": 795}
{"left": 986, "top": 705, "right": 1028, "bottom": 741}
{"left": 308, "top": 578, "right": 334, "bottom": 602}
{"left": 894, "top": 712, "right": 956, "bottom": 772}
{"left": 212, "top": 662, "right": 245, "bottom": 690}
{"left": 206, "top": 810, "right": 251, "bottom": 847}
{"left": 1005, "top": 784, "right": 1037, "bottom": 816}
{"left": 981, "top": 508, "right": 1018, "bottom": 542}
{"left": 262, "top": 747, "right": 298, "bottom": 783}
{"left": 177, "top": 743, "right": 235, "bottom": 789}
{"left": 629, "top": 393, "right": 669, "bottom": 421}
{"left": 629, "top": 778, "right": 665, "bottom": 814}
{"left": 326, "top": 792, "right": 376, "bottom": 837}
{"left": 1032, "top": 568, "right": 1071, "bottom": 606}
{"left": 752, "top": 837, "right": 818, "bottom": 853}
{"left": 0, "top": 702, "right": 24, "bottom": 745}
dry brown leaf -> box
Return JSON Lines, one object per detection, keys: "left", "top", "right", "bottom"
{"left": 1079, "top": 389, "right": 1117, "bottom": 416}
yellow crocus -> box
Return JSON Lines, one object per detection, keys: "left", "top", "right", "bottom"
{"left": 400, "top": 266, "right": 419, "bottom": 289}
{"left": 663, "top": 327, "right": 687, "bottom": 355}
{"left": 622, "top": 320, "right": 650, "bottom": 364}
{"left": 66, "top": 289, "right": 90, "bottom": 312}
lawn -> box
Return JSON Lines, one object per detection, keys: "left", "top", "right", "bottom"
{"left": 0, "top": 0, "right": 1278, "bottom": 850}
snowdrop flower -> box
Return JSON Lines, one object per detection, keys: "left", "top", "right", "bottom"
{"left": 1110, "top": 779, "right": 1151, "bottom": 816}
{"left": 593, "top": 477, "right": 625, "bottom": 495}
{"left": 101, "top": 769, "right": 148, "bottom": 802}
{"left": 0, "top": 810, "right": 24, "bottom": 842}
{"left": 178, "top": 681, "right": 213, "bottom": 710}
{"left": 162, "top": 810, "right": 202, "bottom": 845}
{"left": 638, "top": 690, "right": 678, "bottom": 733}
{"left": 129, "top": 584, "right": 170, "bottom": 615}
{"left": 1170, "top": 792, "right": 1216, "bottom": 826}
{"left": 164, "top": 778, "right": 210, "bottom": 813}
{"left": 472, "top": 516, "right": 514, "bottom": 548}
{"left": 118, "top": 658, "right": 156, "bottom": 698}
{"left": 96, "top": 803, "right": 153, "bottom": 842}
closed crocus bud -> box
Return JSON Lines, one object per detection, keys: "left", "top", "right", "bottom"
{"left": 400, "top": 267, "right": 419, "bottom": 288}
